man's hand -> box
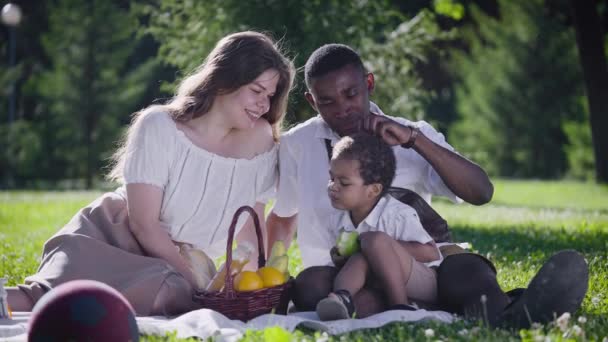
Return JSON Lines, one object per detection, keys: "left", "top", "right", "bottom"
{"left": 330, "top": 246, "right": 349, "bottom": 268}
{"left": 363, "top": 111, "right": 494, "bottom": 205}
{"left": 362, "top": 113, "right": 414, "bottom": 146}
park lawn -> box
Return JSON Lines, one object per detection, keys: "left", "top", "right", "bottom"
{"left": 0, "top": 179, "right": 607, "bottom": 341}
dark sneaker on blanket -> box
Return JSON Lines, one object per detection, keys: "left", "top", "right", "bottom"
{"left": 497, "top": 250, "right": 589, "bottom": 329}
{"left": 316, "top": 289, "right": 356, "bottom": 321}
{"left": 387, "top": 304, "right": 418, "bottom": 311}
{"left": 505, "top": 288, "right": 525, "bottom": 301}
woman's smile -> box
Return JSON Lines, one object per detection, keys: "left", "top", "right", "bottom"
{"left": 245, "top": 109, "right": 263, "bottom": 123}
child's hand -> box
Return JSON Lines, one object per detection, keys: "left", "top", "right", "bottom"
{"left": 330, "top": 246, "right": 349, "bottom": 268}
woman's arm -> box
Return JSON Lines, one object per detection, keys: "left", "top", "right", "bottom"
{"left": 126, "top": 183, "right": 196, "bottom": 287}
{"left": 397, "top": 240, "right": 440, "bottom": 263}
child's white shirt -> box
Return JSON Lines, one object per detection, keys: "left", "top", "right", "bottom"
{"left": 329, "top": 194, "right": 443, "bottom": 267}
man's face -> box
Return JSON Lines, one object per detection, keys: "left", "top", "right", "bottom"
{"left": 305, "top": 64, "right": 374, "bottom": 137}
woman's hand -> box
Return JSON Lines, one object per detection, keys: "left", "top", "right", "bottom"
{"left": 126, "top": 183, "right": 198, "bottom": 289}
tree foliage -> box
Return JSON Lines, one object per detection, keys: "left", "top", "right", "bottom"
{"left": 362, "top": 10, "right": 455, "bottom": 124}
{"left": 1, "top": 0, "right": 602, "bottom": 187}
{"left": 0, "top": 120, "right": 43, "bottom": 183}
{"left": 450, "top": 0, "right": 587, "bottom": 178}
{"left": 569, "top": 0, "right": 608, "bottom": 183}
{"left": 137, "top": 0, "right": 403, "bottom": 123}
{"left": 433, "top": 0, "right": 465, "bottom": 20}
{"left": 32, "top": 0, "right": 161, "bottom": 188}
{"left": 563, "top": 109, "right": 595, "bottom": 181}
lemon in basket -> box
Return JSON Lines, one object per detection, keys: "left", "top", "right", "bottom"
{"left": 257, "top": 266, "right": 286, "bottom": 288}
{"left": 234, "top": 271, "right": 264, "bottom": 292}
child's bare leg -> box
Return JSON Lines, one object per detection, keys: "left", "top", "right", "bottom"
{"left": 359, "top": 231, "right": 414, "bottom": 306}
{"left": 333, "top": 252, "right": 368, "bottom": 296}
{"left": 317, "top": 253, "right": 369, "bottom": 320}
{"left": 7, "top": 287, "right": 34, "bottom": 311}
{"left": 333, "top": 254, "right": 388, "bottom": 317}
{"left": 353, "top": 286, "right": 386, "bottom": 318}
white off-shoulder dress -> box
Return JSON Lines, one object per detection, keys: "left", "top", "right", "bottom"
{"left": 19, "top": 111, "right": 278, "bottom": 316}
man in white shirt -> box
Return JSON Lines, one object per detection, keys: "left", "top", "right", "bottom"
{"left": 265, "top": 44, "right": 588, "bottom": 328}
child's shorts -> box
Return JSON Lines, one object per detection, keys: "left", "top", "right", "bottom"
{"left": 406, "top": 259, "right": 438, "bottom": 304}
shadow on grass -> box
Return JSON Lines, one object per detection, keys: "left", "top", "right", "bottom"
{"left": 487, "top": 201, "right": 608, "bottom": 215}
{"left": 449, "top": 224, "right": 608, "bottom": 262}
{"left": 434, "top": 196, "right": 608, "bottom": 215}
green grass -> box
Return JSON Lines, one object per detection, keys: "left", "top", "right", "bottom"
{"left": 1, "top": 179, "right": 607, "bottom": 341}
{"left": 491, "top": 180, "right": 608, "bottom": 211}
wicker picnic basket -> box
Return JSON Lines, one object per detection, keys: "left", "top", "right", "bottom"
{"left": 193, "top": 205, "right": 293, "bottom": 321}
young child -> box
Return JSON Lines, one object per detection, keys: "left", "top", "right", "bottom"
{"left": 316, "top": 133, "right": 442, "bottom": 320}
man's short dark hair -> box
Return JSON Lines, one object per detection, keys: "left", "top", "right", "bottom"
{"left": 304, "top": 44, "right": 366, "bottom": 88}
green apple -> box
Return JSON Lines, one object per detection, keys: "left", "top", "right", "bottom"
{"left": 336, "top": 229, "right": 360, "bottom": 257}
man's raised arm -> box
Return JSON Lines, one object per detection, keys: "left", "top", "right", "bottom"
{"left": 412, "top": 131, "right": 493, "bottom": 205}
{"left": 364, "top": 114, "right": 493, "bottom": 205}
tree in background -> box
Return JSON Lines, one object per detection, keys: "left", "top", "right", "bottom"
{"left": 2, "top": 0, "right": 601, "bottom": 186}
{"left": 450, "top": 0, "right": 587, "bottom": 178}
{"left": 563, "top": 104, "right": 595, "bottom": 181}
{"left": 386, "top": 0, "right": 500, "bottom": 134}
{"left": 35, "top": 0, "right": 161, "bottom": 188}
{"left": 362, "top": 10, "right": 455, "bottom": 126}
{"left": 569, "top": 0, "right": 608, "bottom": 184}
{"left": 0, "top": 0, "right": 443, "bottom": 187}
{"left": 0, "top": 121, "right": 42, "bottom": 183}
{"left": 0, "top": 0, "right": 49, "bottom": 187}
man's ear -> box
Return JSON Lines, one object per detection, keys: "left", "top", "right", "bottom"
{"left": 304, "top": 91, "right": 317, "bottom": 111}
{"left": 368, "top": 183, "right": 382, "bottom": 198}
{"left": 366, "top": 73, "right": 375, "bottom": 94}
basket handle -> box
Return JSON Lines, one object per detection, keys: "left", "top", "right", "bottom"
{"left": 223, "top": 205, "right": 266, "bottom": 298}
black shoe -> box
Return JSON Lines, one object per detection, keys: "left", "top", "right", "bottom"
{"left": 437, "top": 253, "right": 510, "bottom": 326}
{"left": 316, "top": 289, "right": 356, "bottom": 321}
{"left": 497, "top": 250, "right": 589, "bottom": 329}
{"left": 387, "top": 304, "right": 418, "bottom": 311}
{"left": 505, "top": 288, "right": 525, "bottom": 301}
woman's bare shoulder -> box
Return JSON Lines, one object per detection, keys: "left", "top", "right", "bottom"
{"left": 246, "top": 119, "right": 275, "bottom": 153}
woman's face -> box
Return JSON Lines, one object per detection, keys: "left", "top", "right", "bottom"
{"left": 216, "top": 68, "right": 280, "bottom": 130}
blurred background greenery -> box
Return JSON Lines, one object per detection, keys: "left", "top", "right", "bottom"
{"left": 1, "top": 0, "right": 606, "bottom": 189}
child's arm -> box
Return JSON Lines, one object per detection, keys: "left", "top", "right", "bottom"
{"left": 397, "top": 240, "right": 440, "bottom": 263}
{"left": 330, "top": 246, "right": 349, "bottom": 268}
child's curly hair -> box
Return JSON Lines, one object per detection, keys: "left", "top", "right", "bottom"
{"left": 332, "top": 133, "right": 396, "bottom": 195}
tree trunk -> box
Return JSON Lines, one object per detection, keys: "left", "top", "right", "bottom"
{"left": 84, "top": 0, "right": 97, "bottom": 190}
{"left": 570, "top": 0, "right": 608, "bottom": 183}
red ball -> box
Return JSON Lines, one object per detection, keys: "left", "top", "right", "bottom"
{"left": 28, "top": 280, "right": 139, "bottom": 342}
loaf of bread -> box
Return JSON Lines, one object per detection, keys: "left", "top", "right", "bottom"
{"left": 179, "top": 244, "right": 217, "bottom": 290}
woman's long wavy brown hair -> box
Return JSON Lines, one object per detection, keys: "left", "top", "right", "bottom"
{"left": 108, "top": 31, "right": 295, "bottom": 183}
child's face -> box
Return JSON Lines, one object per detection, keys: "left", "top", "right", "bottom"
{"left": 328, "top": 158, "right": 379, "bottom": 212}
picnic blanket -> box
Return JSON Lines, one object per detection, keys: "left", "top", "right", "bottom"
{"left": 1, "top": 308, "right": 454, "bottom": 341}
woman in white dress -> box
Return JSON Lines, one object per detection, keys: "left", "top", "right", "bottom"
{"left": 6, "top": 31, "right": 295, "bottom": 316}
